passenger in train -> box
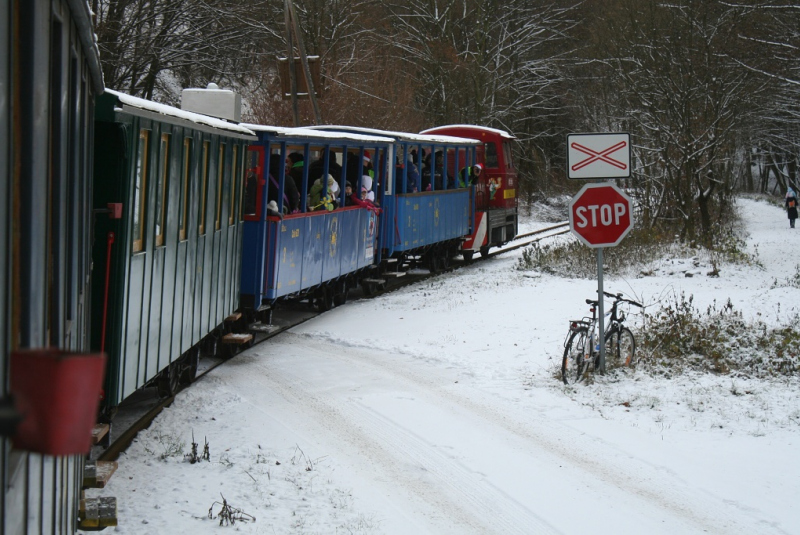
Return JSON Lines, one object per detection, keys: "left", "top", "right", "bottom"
{"left": 405, "top": 156, "right": 420, "bottom": 193}
{"left": 421, "top": 153, "right": 432, "bottom": 191}
{"left": 363, "top": 152, "right": 374, "bottom": 179}
{"left": 458, "top": 163, "right": 482, "bottom": 188}
{"left": 268, "top": 156, "right": 300, "bottom": 213}
{"left": 309, "top": 154, "right": 342, "bottom": 184}
{"left": 287, "top": 152, "right": 304, "bottom": 194}
{"left": 308, "top": 174, "right": 340, "bottom": 211}
{"left": 360, "top": 175, "right": 373, "bottom": 202}
{"left": 344, "top": 150, "right": 374, "bottom": 188}
{"left": 394, "top": 156, "right": 417, "bottom": 194}
{"left": 344, "top": 181, "right": 356, "bottom": 206}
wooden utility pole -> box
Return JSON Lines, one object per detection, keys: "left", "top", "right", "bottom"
{"left": 284, "top": 0, "right": 322, "bottom": 125}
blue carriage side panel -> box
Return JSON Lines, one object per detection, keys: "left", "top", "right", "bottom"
{"left": 240, "top": 219, "right": 269, "bottom": 309}
{"left": 270, "top": 216, "right": 306, "bottom": 298}
{"left": 393, "top": 190, "right": 470, "bottom": 253}
{"left": 322, "top": 212, "right": 341, "bottom": 282}
{"left": 360, "top": 210, "right": 378, "bottom": 268}
{"left": 340, "top": 209, "right": 360, "bottom": 273}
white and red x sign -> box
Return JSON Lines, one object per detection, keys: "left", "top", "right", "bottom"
{"left": 567, "top": 133, "right": 631, "bottom": 179}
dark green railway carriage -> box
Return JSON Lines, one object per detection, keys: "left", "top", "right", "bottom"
{"left": 91, "top": 89, "right": 256, "bottom": 408}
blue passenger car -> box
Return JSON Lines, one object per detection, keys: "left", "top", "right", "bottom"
{"left": 239, "top": 126, "right": 393, "bottom": 315}
{"left": 309, "top": 127, "right": 480, "bottom": 272}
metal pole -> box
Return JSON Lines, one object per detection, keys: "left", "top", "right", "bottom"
{"left": 597, "top": 247, "right": 606, "bottom": 372}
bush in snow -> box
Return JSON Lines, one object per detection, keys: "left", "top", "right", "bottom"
{"left": 636, "top": 292, "right": 800, "bottom": 378}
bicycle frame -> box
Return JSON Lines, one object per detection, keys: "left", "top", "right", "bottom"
{"left": 563, "top": 292, "right": 643, "bottom": 384}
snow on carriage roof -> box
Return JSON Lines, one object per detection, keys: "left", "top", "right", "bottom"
{"left": 104, "top": 88, "right": 256, "bottom": 136}
{"left": 240, "top": 124, "right": 396, "bottom": 144}
{"left": 307, "top": 125, "right": 481, "bottom": 145}
{"left": 420, "top": 124, "right": 516, "bottom": 139}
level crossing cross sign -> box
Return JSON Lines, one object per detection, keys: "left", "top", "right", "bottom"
{"left": 569, "top": 183, "right": 633, "bottom": 248}
{"left": 567, "top": 133, "right": 631, "bottom": 180}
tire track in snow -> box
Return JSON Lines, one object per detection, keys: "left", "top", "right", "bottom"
{"left": 340, "top": 399, "right": 555, "bottom": 535}
{"left": 218, "top": 349, "right": 515, "bottom": 534}
{"left": 279, "top": 331, "right": 776, "bottom": 535}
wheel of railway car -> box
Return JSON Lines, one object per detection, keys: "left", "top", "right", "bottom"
{"left": 462, "top": 251, "right": 474, "bottom": 262}
{"left": 156, "top": 362, "right": 180, "bottom": 398}
{"left": 333, "top": 281, "right": 348, "bottom": 306}
{"left": 441, "top": 251, "right": 452, "bottom": 269}
{"left": 180, "top": 347, "right": 201, "bottom": 385}
{"left": 362, "top": 280, "right": 375, "bottom": 297}
{"left": 316, "top": 287, "right": 334, "bottom": 311}
{"left": 480, "top": 245, "right": 490, "bottom": 258}
{"left": 429, "top": 254, "right": 441, "bottom": 274}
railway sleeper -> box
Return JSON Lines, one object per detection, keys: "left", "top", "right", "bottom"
{"left": 79, "top": 496, "right": 118, "bottom": 530}
{"left": 91, "top": 424, "right": 110, "bottom": 448}
{"left": 220, "top": 333, "right": 254, "bottom": 359}
{"left": 82, "top": 460, "right": 118, "bottom": 489}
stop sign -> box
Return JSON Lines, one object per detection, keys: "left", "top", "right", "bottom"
{"left": 569, "top": 183, "right": 633, "bottom": 248}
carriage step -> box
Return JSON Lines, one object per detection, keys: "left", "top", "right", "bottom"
{"left": 83, "top": 460, "right": 118, "bottom": 489}
{"left": 384, "top": 272, "right": 406, "bottom": 278}
{"left": 384, "top": 258, "right": 398, "bottom": 263}
{"left": 225, "top": 312, "right": 242, "bottom": 323}
{"left": 362, "top": 278, "right": 386, "bottom": 284}
{"left": 79, "top": 496, "right": 118, "bottom": 529}
{"left": 91, "top": 424, "right": 109, "bottom": 446}
{"left": 222, "top": 333, "right": 253, "bottom": 345}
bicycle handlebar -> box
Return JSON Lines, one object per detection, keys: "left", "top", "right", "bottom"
{"left": 602, "top": 291, "right": 643, "bottom": 308}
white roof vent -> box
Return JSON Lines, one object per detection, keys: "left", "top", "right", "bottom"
{"left": 181, "top": 84, "right": 241, "bottom": 122}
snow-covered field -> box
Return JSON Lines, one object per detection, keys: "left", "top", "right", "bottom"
{"left": 85, "top": 197, "right": 800, "bottom": 534}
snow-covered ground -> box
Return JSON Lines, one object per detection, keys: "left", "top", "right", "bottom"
{"left": 85, "top": 197, "right": 800, "bottom": 534}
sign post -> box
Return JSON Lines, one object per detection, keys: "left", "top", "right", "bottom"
{"left": 567, "top": 133, "right": 632, "bottom": 372}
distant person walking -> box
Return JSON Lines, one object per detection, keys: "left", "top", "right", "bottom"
{"left": 786, "top": 187, "right": 798, "bottom": 228}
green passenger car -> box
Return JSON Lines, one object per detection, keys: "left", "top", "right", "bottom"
{"left": 91, "top": 89, "right": 256, "bottom": 409}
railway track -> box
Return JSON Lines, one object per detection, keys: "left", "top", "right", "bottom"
{"left": 95, "top": 220, "right": 571, "bottom": 462}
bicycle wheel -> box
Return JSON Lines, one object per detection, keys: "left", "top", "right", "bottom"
{"left": 606, "top": 327, "right": 636, "bottom": 367}
{"left": 562, "top": 329, "right": 589, "bottom": 385}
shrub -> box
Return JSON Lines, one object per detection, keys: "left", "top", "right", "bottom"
{"left": 636, "top": 292, "right": 800, "bottom": 378}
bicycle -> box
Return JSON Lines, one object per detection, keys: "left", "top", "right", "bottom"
{"left": 561, "top": 292, "right": 643, "bottom": 385}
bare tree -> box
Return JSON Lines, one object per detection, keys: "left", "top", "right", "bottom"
{"left": 94, "top": 0, "right": 279, "bottom": 103}
{"left": 572, "top": 0, "right": 765, "bottom": 244}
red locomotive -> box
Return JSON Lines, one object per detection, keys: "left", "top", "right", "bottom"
{"left": 420, "top": 125, "right": 519, "bottom": 259}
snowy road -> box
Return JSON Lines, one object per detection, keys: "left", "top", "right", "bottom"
{"left": 213, "top": 331, "right": 777, "bottom": 535}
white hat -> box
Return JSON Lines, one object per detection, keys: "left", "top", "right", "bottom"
{"left": 327, "top": 175, "right": 339, "bottom": 194}
{"left": 361, "top": 175, "right": 373, "bottom": 192}
{"left": 267, "top": 200, "right": 278, "bottom": 212}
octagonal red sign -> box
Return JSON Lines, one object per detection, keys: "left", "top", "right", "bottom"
{"left": 569, "top": 183, "right": 633, "bottom": 248}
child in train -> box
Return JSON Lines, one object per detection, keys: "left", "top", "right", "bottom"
{"left": 308, "top": 175, "right": 340, "bottom": 211}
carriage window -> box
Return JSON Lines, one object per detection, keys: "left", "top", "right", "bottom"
{"left": 484, "top": 142, "right": 499, "bottom": 168}
{"left": 503, "top": 142, "right": 514, "bottom": 169}
{"left": 215, "top": 143, "right": 226, "bottom": 231}
{"left": 199, "top": 141, "right": 210, "bottom": 236}
{"left": 229, "top": 145, "right": 238, "bottom": 226}
{"left": 155, "top": 133, "right": 170, "bottom": 247}
{"left": 244, "top": 146, "right": 262, "bottom": 218}
{"left": 179, "top": 138, "right": 191, "bottom": 241}
{"left": 133, "top": 130, "right": 150, "bottom": 253}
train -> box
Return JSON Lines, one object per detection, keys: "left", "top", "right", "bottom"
{"left": 3, "top": 1, "right": 105, "bottom": 533}
{"left": 2, "top": 6, "right": 519, "bottom": 532}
